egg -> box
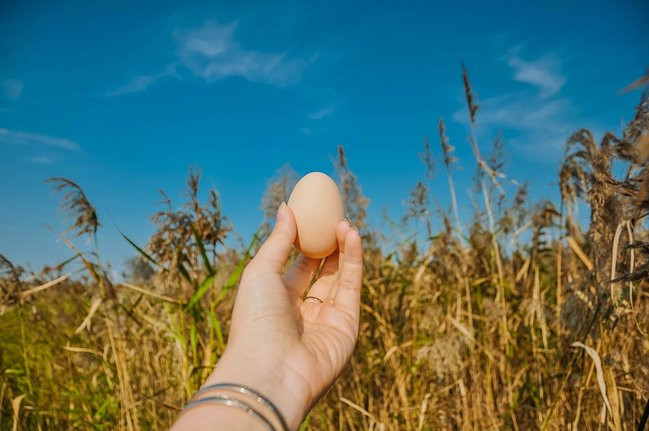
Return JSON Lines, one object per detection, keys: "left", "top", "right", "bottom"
{"left": 287, "top": 172, "right": 345, "bottom": 259}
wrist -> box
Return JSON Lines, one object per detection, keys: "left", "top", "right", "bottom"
{"left": 205, "top": 345, "right": 313, "bottom": 430}
{"left": 172, "top": 401, "right": 267, "bottom": 431}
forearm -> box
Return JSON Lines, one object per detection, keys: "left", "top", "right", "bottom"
{"left": 172, "top": 402, "right": 268, "bottom": 431}
{"left": 171, "top": 213, "right": 362, "bottom": 430}
{"left": 172, "top": 346, "right": 313, "bottom": 431}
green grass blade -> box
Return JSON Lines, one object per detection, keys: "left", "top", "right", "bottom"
{"left": 191, "top": 224, "right": 214, "bottom": 275}
{"left": 186, "top": 274, "right": 215, "bottom": 310}
{"left": 119, "top": 230, "right": 160, "bottom": 267}
{"left": 49, "top": 254, "right": 79, "bottom": 271}
{"left": 213, "top": 262, "right": 244, "bottom": 305}
{"left": 178, "top": 262, "right": 193, "bottom": 284}
{"left": 190, "top": 324, "right": 198, "bottom": 367}
{"left": 208, "top": 310, "right": 225, "bottom": 350}
{"left": 213, "top": 230, "right": 260, "bottom": 305}
{"left": 186, "top": 230, "right": 260, "bottom": 309}
{"left": 175, "top": 247, "right": 193, "bottom": 284}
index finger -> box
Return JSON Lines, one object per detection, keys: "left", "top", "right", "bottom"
{"left": 333, "top": 228, "right": 363, "bottom": 324}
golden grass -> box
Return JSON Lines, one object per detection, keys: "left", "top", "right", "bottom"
{"left": 1, "top": 70, "right": 648, "bottom": 430}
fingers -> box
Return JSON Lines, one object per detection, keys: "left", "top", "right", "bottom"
{"left": 283, "top": 254, "right": 320, "bottom": 297}
{"left": 248, "top": 203, "right": 296, "bottom": 275}
{"left": 319, "top": 221, "right": 351, "bottom": 279}
{"left": 333, "top": 227, "right": 363, "bottom": 323}
{"left": 318, "top": 251, "right": 339, "bottom": 279}
{"left": 336, "top": 219, "right": 352, "bottom": 244}
{"left": 305, "top": 220, "right": 351, "bottom": 299}
{"left": 318, "top": 221, "right": 350, "bottom": 299}
{"left": 335, "top": 219, "right": 351, "bottom": 267}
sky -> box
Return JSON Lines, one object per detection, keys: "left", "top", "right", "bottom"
{"left": 1, "top": 0, "right": 648, "bottom": 275}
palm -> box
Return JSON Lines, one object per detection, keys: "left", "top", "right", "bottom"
{"left": 279, "top": 249, "right": 360, "bottom": 400}
{"left": 231, "top": 217, "right": 363, "bottom": 404}
{"left": 296, "top": 268, "right": 359, "bottom": 387}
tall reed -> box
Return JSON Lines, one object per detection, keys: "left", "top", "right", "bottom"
{"left": 1, "top": 69, "right": 648, "bottom": 431}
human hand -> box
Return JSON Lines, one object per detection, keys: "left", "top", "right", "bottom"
{"left": 194, "top": 202, "right": 363, "bottom": 429}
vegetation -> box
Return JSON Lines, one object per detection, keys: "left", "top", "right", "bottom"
{"left": 1, "top": 68, "right": 648, "bottom": 430}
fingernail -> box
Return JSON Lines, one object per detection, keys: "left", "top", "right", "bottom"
{"left": 277, "top": 202, "right": 287, "bottom": 221}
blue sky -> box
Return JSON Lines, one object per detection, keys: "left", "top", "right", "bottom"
{"left": 1, "top": 0, "right": 647, "bottom": 274}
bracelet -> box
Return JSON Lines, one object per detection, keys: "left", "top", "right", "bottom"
{"left": 183, "top": 395, "right": 276, "bottom": 430}
{"left": 195, "top": 383, "right": 289, "bottom": 431}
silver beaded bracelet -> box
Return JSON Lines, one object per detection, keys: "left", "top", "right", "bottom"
{"left": 183, "top": 383, "right": 289, "bottom": 431}
{"left": 183, "top": 394, "right": 276, "bottom": 430}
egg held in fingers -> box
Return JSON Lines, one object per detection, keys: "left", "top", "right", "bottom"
{"left": 287, "top": 172, "right": 345, "bottom": 259}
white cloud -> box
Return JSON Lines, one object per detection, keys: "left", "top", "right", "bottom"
{"left": 452, "top": 94, "right": 578, "bottom": 160}
{"left": 109, "top": 20, "right": 308, "bottom": 95}
{"left": 309, "top": 106, "right": 335, "bottom": 120}
{"left": 179, "top": 20, "right": 235, "bottom": 58}
{"left": 506, "top": 48, "right": 565, "bottom": 98}
{"left": 0, "top": 128, "right": 80, "bottom": 152}
{"left": 1, "top": 79, "right": 23, "bottom": 100}
{"left": 174, "top": 20, "right": 307, "bottom": 86}
{"left": 28, "top": 155, "right": 56, "bottom": 165}
{"left": 452, "top": 49, "right": 585, "bottom": 161}
{"left": 107, "top": 64, "right": 178, "bottom": 96}
{"left": 454, "top": 93, "right": 573, "bottom": 132}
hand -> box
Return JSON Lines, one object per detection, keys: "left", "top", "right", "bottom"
{"left": 200, "top": 202, "right": 363, "bottom": 429}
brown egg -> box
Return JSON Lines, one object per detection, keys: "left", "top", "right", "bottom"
{"left": 287, "top": 172, "right": 345, "bottom": 259}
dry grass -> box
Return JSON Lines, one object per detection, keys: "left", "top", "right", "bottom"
{"left": 1, "top": 69, "right": 648, "bottom": 430}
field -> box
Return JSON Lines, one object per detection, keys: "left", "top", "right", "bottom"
{"left": 1, "top": 70, "right": 649, "bottom": 430}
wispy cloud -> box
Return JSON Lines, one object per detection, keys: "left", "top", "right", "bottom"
{"left": 506, "top": 48, "right": 565, "bottom": 98}
{"left": 455, "top": 94, "right": 573, "bottom": 132}
{"left": 174, "top": 20, "right": 308, "bottom": 86}
{"left": 107, "top": 64, "right": 178, "bottom": 96}
{"left": 0, "top": 128, "right": 80, "bottom": 152}
{"left": 1, "top": 79, "right": 23, "bottom": 100}
{"left": 453, "top": 93, "right": 577, "bottom": 158}
{"left": 453, "top": 49, "right": 584, "bottom": 161}
{"left": 28, "top": 155, "right": 56, "bottom": 165}
{"left": 309, "top": 106, "right": 335, "bottom": 120}
{"left": 109, "top": 20, "right": 309, "bottom": 95}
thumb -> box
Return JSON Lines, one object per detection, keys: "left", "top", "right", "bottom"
{"left": 249, "top": 202, "right": 296, "bottom": 275}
